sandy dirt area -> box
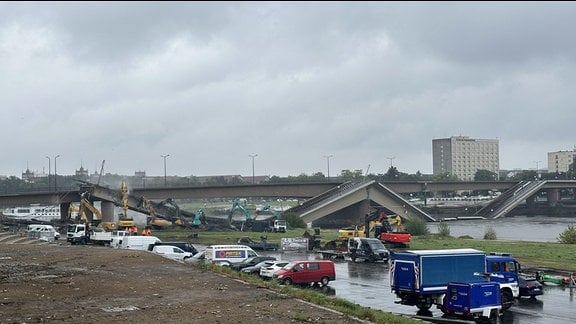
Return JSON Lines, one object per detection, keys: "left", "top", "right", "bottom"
{"left": 0, "top": 242, "right": 364, "bottom": 324}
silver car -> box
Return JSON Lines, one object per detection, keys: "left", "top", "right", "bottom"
{"left": 259, "top": 261, "right": 290, "bottom": 278}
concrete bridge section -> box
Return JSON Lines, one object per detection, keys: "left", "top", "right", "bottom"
{"left": 289, "top": 181, "right": 435, "bottom": 225}
{"left": 476, "top": 180, "right": 576, "bottom": 219}
{"left": 2, "top": 180, "right": 576, "bottom": 225}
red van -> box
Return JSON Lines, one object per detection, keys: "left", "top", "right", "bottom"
{"left": 273, "top": 260, "right": 336, "bottom": 286}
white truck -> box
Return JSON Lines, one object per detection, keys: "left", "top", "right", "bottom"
{"left": 66, "top": 224, "right": 114, "bottom": 245}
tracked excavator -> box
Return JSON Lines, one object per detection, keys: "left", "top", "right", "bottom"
{"left": 117, "top": 181, "right": 137, "bottom": 232}
{"left": 67, "top": 195, "right": 117, "bottom": 231}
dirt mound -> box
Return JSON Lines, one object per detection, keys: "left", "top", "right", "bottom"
{"left": 0, "top": 243, "right": 362, "bottom": 323}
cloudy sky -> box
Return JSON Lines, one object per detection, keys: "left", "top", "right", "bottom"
{"left": 1, "top": 2, "right": 575, "bottom": 179}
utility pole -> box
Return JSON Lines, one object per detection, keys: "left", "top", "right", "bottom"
{"left": 161, "top": 154, "right": 170, "bottom": 186}
{"left": 323, "top": 155, "right": 333, "bottom": 179}
{"left": 249, "top": 154, "right": 258, "bottom": 184}
{"left": 54, "top": 155, "right": 60, "bottom": 190}
{"left": 45, "top": 156, "right": 51, "bottom": 190}
{"left": 387, "top": 157, "right": 396, "bottom": 169}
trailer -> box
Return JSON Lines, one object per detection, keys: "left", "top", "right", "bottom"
{"left": 445, "top": 281, "right": 501, "bottom": 321}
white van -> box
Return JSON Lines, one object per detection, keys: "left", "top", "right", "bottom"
{"left": 120, "top": 236, "right": 161, "bottom": 250}
{"left": 152, "top": 245, "right": 193, "bottom": 261}
{"left": 204, "top": 245, "right": 258, "bottom": 266}
{"left": 27, "top": 224, "right": 59, "bottom": 242}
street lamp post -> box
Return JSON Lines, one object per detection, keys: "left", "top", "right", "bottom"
{"left": 161, "top": 154, "right": 170, "bottom": 186}
{"left": 45, "top": 156, "right": 51, "bottom": 190}
{"left": 387, "top": 157, "right": 396, "bottom": 169}
{"left": 54, "top": 155, "right": 60, "bottom": 190}
{"left": 249, "top": 154, "right": 258, "bottom": 184}
{"left": 323, "top": 155, "right": 333, "bottom": 179}
{"left": 534, "top": 160, "right": 541, "bottom": 179}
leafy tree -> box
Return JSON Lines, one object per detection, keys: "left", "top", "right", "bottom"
{"left": 558, "top": 224, "right": 576, "bottom": 244}
{"left": 474, "top": 169, "right": 498, "bottom": 181}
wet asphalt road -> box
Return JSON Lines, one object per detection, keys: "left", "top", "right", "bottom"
{"left": 259, "top": 250, "right": 576, "bottom": 324}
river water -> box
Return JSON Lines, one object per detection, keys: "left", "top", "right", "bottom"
{"left": 426, "top": 215, "right": 575, "bottom": 242}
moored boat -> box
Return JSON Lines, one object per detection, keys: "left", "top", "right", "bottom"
{"left": 2, "top": 204, "right": 61, "bottom": 223}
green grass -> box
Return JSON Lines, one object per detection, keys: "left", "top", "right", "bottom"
{"left": 154, "top": 227, "right": 576, "bottom": 272}
{"left": 153, "top": 227, "right": 575, "bottom": 323}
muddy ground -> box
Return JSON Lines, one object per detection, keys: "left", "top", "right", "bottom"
{"left": 0, "top": 242, "right": 364, "bottom": 324}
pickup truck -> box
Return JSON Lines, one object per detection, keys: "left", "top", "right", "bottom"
{"left": 237, "top": 236, "right": 279, "bottom": 251}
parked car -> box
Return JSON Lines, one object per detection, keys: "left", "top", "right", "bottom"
{"left": 273, "top": 260, "right": 336, "bottom": 287}
{"left": 204, "top": 245, "right": 259, "bottom": 266}
{"left": 237, "top": 236, "right": 279, "bottom": 251}
{"left": 152, "top": 245, "right": 193, "bottom": 261}
{"left": 188, "top": 250, "right": 206, "bottom": 263}
{"left": 229, "top": 256, "right": 277, "bottom": 271}
{"left": 148, "top": 241, "right": 198, "bottom": 255}
{"left": 260, "top": 261, "right": 290, "bottom": 279}
{"left": 518, "top": 274, "right": 544, "bottom": 298}
{"left": 241, "top": 260, "right": 276, "bottom": 274}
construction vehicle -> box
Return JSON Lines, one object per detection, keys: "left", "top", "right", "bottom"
{"left": 118, "top": 181, "right": 137, "bottom": 231}
{"left": 390, "top": 249, "right": 519, "bottom": 312}
{"left": 337, "top": 210, "right": 411, "bottom": 248}
{"left": 142, "top": 197, "right": 172, "bottom": 229}
{"left": 192, "top": 209, "right": 206, "bottom": 227}
{"left": 228, "top": 198, "right": 253, "bottom": 225}
{"left": 68, "top": 196, "right": 116, "bottom": 231}
{"left": 66, "top": 223, "right": 116, "bottom": 245}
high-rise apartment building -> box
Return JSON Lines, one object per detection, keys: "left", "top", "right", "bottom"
{"left": 547, "top": 149, "right": 575, "bottom": 173}
{"left": 432, "top": 136, "right": 499, "bottom": 181}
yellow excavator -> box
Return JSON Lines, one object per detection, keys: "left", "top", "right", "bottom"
{"left": 142, "top": 197, "right": 171, "bottom": 229}
{"left": 117, "top": 181, "right": 137, "bottom": 231}
{"left": 68, "top": 198, "right": 117, "bottom": 231}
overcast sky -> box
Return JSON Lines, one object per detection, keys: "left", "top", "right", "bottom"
{"left": 1, "top": 2, "right": 575, "bottom": 179}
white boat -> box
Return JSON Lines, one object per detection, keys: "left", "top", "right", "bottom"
{"left": 2, "top": 204, "right": 61, "bottom": 223}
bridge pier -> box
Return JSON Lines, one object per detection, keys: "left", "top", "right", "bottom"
{"left": 60, "top": 202, "right": 70, "bottom": 222}
{"left": 546, "top": 189, "right": 560, "bottom": 207}
{"left": 526, "top": 195, "right": 536, "bottom": 210}
{"left": 101, "top": 201, "right": 115, "bottom": 223}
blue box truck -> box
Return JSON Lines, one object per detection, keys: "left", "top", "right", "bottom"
{"left": 390, "top": 248, "right": 487, "bottom": 311}
{"left": 390, "top": 249, "right": 519, "bottom": 312}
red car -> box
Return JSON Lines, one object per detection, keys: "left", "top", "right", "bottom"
{"left": 274, "top": 260, "right": 335, "bottom": 287}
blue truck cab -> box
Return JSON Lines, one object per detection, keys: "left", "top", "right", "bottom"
{"left": 485, "top": 252, "right": 520, "bottom": 309}
{"left": 390, "top": 249, "right": 519, "bottom": 312}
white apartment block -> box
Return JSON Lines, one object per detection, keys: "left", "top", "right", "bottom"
{"left": 547, "top": 149, "right": 575, "bottom": 173}
{"left": 432, "top": 136, "right": 499, "bottom": 181}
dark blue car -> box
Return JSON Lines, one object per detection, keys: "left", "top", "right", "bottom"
{"left": 518, "top": 274, "right": 544, "bottom": 298}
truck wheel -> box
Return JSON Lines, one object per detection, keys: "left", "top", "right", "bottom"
{"left": 321, "top": 277, "right": 329, "bottom": 286}
{"left": 501, "top": 290, "right": 514, "bottom": 310}
{"left": 417, "top": 298, "right": 432, "bottom": 311}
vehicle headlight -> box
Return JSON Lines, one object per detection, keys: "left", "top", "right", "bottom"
{"left": 277, "top": 274, "right": 284, "bottom": 279}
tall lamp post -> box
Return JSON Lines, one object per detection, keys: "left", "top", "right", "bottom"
{"left": 534, "top": 160, "right": 541, "bottom": 180}
{"left": 387, "top": 156, "right": 396, "bottom": 169}
{"left": 249, "top": 154, "right": 258, "bottom": 184}
{"left": 161, "top": 154, "right": 170, "bottom": 186}
{"left": 54, "top": 155, "right": 60, "bottom": 190}
{"left": 45, "top": 156, "right": 51, "bottom": 190}
{"left": 323, "top": 155, "right": 333, "bottom": 179}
